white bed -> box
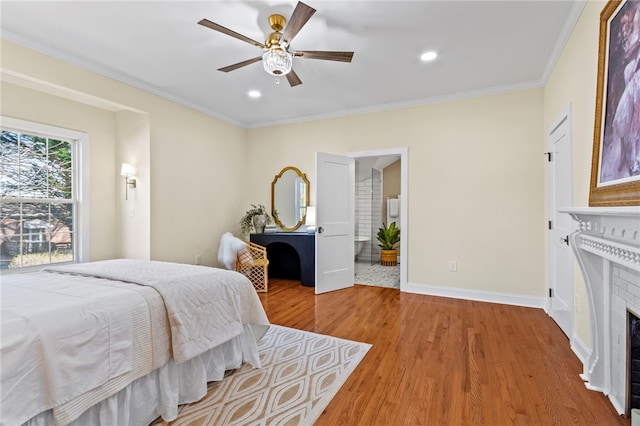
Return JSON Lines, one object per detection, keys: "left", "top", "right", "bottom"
{"left": 0, "top": 259, "right": 270, "bottom": 426}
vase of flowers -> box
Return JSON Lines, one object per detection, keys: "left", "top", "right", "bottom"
{"left": 240, "top": 204, "right": 272, "bottom": 236}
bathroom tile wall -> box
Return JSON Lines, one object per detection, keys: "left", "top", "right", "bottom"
{"left": 355, "top": 170, "right": 382, "bottom": 263}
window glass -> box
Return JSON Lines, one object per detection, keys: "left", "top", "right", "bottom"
{"left": 1, "top": 129, "right": 76, "bottom": 270}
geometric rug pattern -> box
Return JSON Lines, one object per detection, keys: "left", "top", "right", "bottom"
{"left": 160, "top": 325, "right": 371, "bottom": 426}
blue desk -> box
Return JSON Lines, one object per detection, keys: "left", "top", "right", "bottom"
{"left": 250, "top": 232, "right": 315, "bottom": 287}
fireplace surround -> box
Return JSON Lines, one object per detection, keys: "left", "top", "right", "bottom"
{"left": 562, "top": 207, "right": 640, "bottom": 415}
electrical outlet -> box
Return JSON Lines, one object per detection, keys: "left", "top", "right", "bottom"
{"left": 195, "top": 255, "right": 201, "bottom": 265}
{"left": 449, "top": 261, "right": 457, "bottom": 272}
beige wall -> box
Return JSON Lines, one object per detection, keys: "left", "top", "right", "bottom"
{"left": 115, "top": 110, "right": 150, "bottom": 260}
{"left": 383, "top": 160, "right": 401, "bottom": 255}
{"left": 1, "top": 81, "right": 118, "bottom": 261}
{"left": 245, "top": 89, "right": 546, "bottom": 297}
{"left": 1, "top": 39, "right": 247, "bottom": 268}
{"left": 382, "top": 160, "right": 401, "bottom": 222}
{"left": 147, "top": 104, "right": 247, "bottom": 265}
{"left": 544, "top": 1, "right": 605, "bottom": 346}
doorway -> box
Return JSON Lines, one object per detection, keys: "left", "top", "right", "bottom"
{"left": 349, "top": 148, "right": 408, "bottom": 290}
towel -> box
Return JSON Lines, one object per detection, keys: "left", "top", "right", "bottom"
{"left": 388, "top": 198, "right": 399, "bottom": 218}
{"left": 218, "top": 232, "right": 247, "bottom": 270}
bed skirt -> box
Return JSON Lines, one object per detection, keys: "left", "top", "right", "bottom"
{"left": 23, "top": 324, "right": 266, "bottom": 426}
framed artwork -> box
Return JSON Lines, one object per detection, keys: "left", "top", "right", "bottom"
{"left": 589, "top": 0, "right": 640, "bottom": 206}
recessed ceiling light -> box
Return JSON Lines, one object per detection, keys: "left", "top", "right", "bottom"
{"left": 248, "top": 90, "right": 261, "bottom": 98}
{"left": 420, "top": 51, "right": 438, "bottom": 62}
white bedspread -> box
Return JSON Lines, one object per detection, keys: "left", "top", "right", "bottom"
{"left": 1, "top": 273, "right": 148, "bottom": 426}
{"left": 44, "top": 259, "right": 270, "bottom": 363}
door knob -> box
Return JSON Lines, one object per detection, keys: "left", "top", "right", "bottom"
{"left": 317, "top": 226, "right": 324, "bottom": 234}
{"left": 560, "top": 235, "right": 569, "bottom": 246}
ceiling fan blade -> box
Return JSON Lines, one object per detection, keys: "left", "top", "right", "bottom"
{"left": 218, "top": 56, "right": 263, "bottom": 73}
{"left": 282, "top": 2, "right": 316, "bottom": 44}
{"left": 297, "top": 50, "right": 354, "bottom": 62}
{"left": 198, "top": 19, "right": 266, "bottom": 49}
{"left": 286, "top": 69, "right": 303, "bottom": 87}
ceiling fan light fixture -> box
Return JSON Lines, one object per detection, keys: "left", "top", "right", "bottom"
{"left": 421, "top": 51, "right": 438, "bottom": 62}
{"left": 262, "top": 49, "right": 292, "bottom": 76}
{"left": 200, "top": 1, "right": 352, "bottom": 87}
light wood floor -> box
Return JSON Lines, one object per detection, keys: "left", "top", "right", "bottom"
{"left": 259, "top": 279, "right": 631, "bottom": 426}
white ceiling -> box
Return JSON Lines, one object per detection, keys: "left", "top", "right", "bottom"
{"left": 0, "top": 1, "right": 583, "bottom": 128}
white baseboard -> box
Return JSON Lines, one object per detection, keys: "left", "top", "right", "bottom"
{"left": 404, "top": 282, "right": 546, "bottom": 309}
{"left": 609, "top": 395, "right": 626, "bottom": 416}
{"left": 570, "top": 333, "right": 591, "bottom": 367}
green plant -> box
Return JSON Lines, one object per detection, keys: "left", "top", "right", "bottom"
{"left": 240, "top": 204, "right": 272, "bottom": 235}
{"left": 376, "top": 221, "right": 400, "bottom": 250}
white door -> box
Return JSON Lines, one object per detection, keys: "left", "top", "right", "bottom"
{"left": 315, "top": 152, "right": 355, "bottom": 294}
{"left": 547, "top": 108, "right": 574, "bottom": 338}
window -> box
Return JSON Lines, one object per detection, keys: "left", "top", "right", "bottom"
{"left": 1, "top": 118, "right": 89, "bottom": 271}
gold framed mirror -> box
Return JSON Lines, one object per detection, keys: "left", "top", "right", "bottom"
{"left": 271, "top": 166, "right": 309, "bottom": 231}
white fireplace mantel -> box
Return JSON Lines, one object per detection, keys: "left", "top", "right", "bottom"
{"left": 561, "top": 207, "right": 640, "bottom": 414}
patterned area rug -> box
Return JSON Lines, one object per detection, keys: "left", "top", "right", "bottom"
{"left": 159, "top": 325, "right": 371, "bottom": 426}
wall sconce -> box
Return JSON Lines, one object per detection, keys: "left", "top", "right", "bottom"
{"left": 120, "top": 163, "right": 137, "bottom": 200}
{"left": 305, "top": 206, "right": 316, "bottom": 233}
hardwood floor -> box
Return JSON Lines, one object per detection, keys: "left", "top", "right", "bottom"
{"left": 259, "top": 279, "right": 631, "bottom": 426}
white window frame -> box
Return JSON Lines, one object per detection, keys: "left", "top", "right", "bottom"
{"left": 1, "top": 116, "right": 90, "bottom": 272}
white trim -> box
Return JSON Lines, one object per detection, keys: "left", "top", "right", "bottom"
{"left": 2, "top": 116, "right": 86, "bottom": 141}
{"left": 571, "top": 332, "right": 592, "bottom": 373}
{"left": 0, "top": 116, "right": 90, "bottom": 267}
{"left": 348, "top": 147, "right": 408, "bottom": 292}
{"left": 540, "top": 2, "right": 586, "bottom": 84}
{"left": 249, "top": 82, "right": 543, "bottom": 129}
{"left": 404, "top": 281, "right": 546, "bottom": 309}
{"left": 76, "top": 131, "right": 90, "bottom": 264}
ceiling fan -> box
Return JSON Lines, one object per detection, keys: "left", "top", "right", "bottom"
{"left": 198, "top": 1, "right": 354, "bottom": 87}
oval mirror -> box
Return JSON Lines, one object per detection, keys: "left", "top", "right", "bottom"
{"left": 271, "top": 166, "right": 309, "bottom": 231}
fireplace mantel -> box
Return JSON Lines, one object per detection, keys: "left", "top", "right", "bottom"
{"left": 561, "top": 207, "right": 640, "bottom": 414}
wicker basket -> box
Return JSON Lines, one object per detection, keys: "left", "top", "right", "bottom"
{"left": 236, "top": 242, "right": 269, "bottom": 292}
{"left": 380, "top": 249, "right": 398, "bottom": 266}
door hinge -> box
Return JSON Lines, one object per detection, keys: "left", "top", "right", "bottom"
{"left": 544, "top": 152, "right": 553, "bottom": 162}
{"left": 549, "top": 288, "right": 553, "bottom": 298}
{"left": 548, "top": 220, "right": 552, "bottom": 230}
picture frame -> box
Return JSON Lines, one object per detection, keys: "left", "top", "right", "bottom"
{"left": 589, "top": 0, "right": 640, "bottom": 206}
